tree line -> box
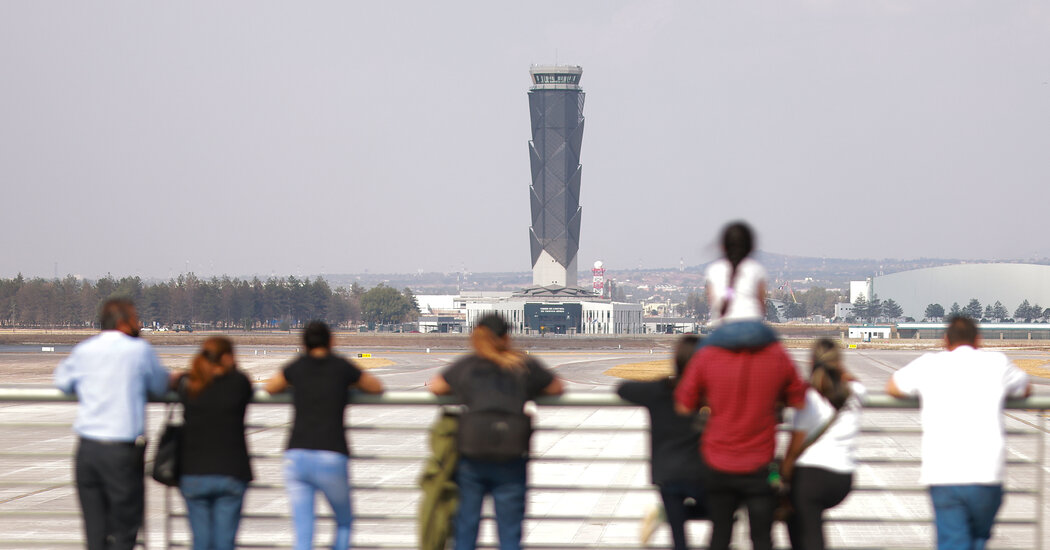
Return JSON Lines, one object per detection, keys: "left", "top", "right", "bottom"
{"left": 0, "top": 274, "right": 419, "bottom": 330}
{"left": 924, "top": 298, "right": 1050, "bottom": 323}
{"left": 848, "top": 294, "right": 904, "bottom": 322}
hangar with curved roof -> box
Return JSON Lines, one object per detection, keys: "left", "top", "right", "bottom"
{"left": 869, "top": 263, "right": 1050, "bottom": 320}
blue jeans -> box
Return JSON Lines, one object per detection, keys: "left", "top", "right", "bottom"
{"left": 702, "top": 320, "right": 777, "bottom": 351}
{"left": 929, "top": 484, "right": 1003, "bottom": 550}
{"left": 284, "top": 449, "right": 353, "bottom": 550}
{"left": 179, "top": 475, "right": 247, "bottom": 550}
{"left": 454, "top": 457, "right": 527, "bottom": 550}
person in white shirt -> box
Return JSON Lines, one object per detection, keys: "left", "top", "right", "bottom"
{"left": 701, "top": 221, "right": 776, "bottom": 350}
{"left": 887, "top": 316, "right": 1031, "bottom": 550}
{"left": 54, "top": 298, "right": 175, "bottom": 550}
{"left": 781, "top": 339, "right": 865, "bottom": 550}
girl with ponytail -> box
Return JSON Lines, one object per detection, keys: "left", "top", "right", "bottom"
{"left": 701, "top": 221, "right": 778, "bottom": 350}
{"left": 178, "top": 336, "right": 254, "bottom": 550}
{"left": 780, "top": 339, "right": 866, "bottom": 550}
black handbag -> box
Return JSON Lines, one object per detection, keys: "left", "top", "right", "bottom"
{"left": 151, "top": 404, "right": 182, "bottom": 487}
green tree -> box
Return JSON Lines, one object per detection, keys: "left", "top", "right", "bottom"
{"left": 784, "top": 302, "right": 806, "bottom": 319}
{"left": 924, "top": 303, "right": 945, "bottom": 320}
{"left": 1014, "top": 300, "right": 1033, "bottom": 321}
{"left": 867, "top": 294, "right": 883, "bottom": 322}
{"left": 765, "top": 299, "right": 780, "bottom": 323}
{"left": 797, "top": 287, "right": 823, "bottom": 316}
{"left": 983, "top": 304, "right": 994, "bottom": 320}
{"left": 883, "top": 299, "right": 903, "bottom": 320}
{"left": 402, "top": 287, "right": 420, "bottom": 316}
{"left": 963, "top": 299, "right": 982, "bottom": 320}
{"left": 992, "top": 301, "right": 1009, "bottom": 321}
{"left": 949, "top": 302, "right": 962, "bottom": 317}
{"left": 360, "top": 284, "right": 416, "bottom": 326}
{"left": 853, "top": 295, "right": 869, "bottom": 321}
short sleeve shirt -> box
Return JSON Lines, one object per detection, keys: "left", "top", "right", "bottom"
{"left": 441, "top": 355, "right": 554, "bottom": 413}
{"left": 283, "top": 355, "right": 363, "bottom": 455}
{"left": 891, "top": 346, "right": 1029, "bottom": 485}
{"left": 705, "top": 258, "right": 767, "bottom": 326}
{"left": 675, "top": 342, "right": 807, "bottom": 473}
{"left": 791, "top": 382, "right": 866, "bottom": 474}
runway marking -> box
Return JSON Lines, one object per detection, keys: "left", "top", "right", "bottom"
{"left": 353, "top": 358, "right": 395, "bottom": 370}
{"left": 602, "top": 360, "right": 670, "bottom": 381}
{"left": 1013, "top": 359, "right": 1050, "bottom": 380}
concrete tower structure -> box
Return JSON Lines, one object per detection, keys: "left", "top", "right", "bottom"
{"left": 528, "top": 65, "right": 584, "bottom": 288}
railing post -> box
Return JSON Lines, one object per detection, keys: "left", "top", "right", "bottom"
{"left": 1039, "top": 407, "right": 1046, "bottom": 550}
{"left": 163, "top": 486, "right": 172, "bottom": 550}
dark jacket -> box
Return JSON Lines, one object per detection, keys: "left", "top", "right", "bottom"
{"left": 618, "top": 378, "right": 704, "bottom": 484}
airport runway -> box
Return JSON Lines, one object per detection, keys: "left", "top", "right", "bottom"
{"left": 0, "top": 345, "right": 1047, "bottom": 549}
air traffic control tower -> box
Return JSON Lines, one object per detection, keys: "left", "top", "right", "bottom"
{"left": 528, "top": 65, "right": 585, "bottom": 288}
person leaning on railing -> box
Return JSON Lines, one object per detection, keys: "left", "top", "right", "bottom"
{"left": 53, "top": 298, "right": 179, "bottom": 550}
{"left": 428, "top": 313, "right": 563, "bottom": 550}
{"left": 617, "top": 334, "right": 708, "bottom": 550}
{"left": 265, "top": 321, "right": 384, "bottom": 550}
{"left": 779, "top": 339, "right": 866, "bottom": 550}
{"left": 886, "top": 315, "right": 1031, "bottom": 550}
{"left": 175, "top": 336, "right": 253, "bottom": 550}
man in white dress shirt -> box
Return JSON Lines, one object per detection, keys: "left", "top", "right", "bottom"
{"left": 54, "top": 298, "right": 173, "bottom": 550}
{"left": 887, "top": 315, "right": 1030, "bottom": 550}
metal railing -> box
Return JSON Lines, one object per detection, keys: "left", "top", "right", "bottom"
{"left": 0, "top": 387, "right": 1046, "bottom": 549}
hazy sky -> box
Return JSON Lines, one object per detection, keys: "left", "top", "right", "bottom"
{"left": 2, "top": 2, "right": 1049, "bottom": 281}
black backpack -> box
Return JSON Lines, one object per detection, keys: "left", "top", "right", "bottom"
{"left": 456, "top": 409, "right": 532, "bottom": 462}
{"left": 455, "top": 361, "right": 533, "bottom": 462}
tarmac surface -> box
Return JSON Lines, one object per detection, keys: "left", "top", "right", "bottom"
{"left": 0, "top": 342, "right": 1048, "bottom": 549}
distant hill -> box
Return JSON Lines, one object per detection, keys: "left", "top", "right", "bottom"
{"left": 319, "top": 255, "right": 1050, "bottom": 295}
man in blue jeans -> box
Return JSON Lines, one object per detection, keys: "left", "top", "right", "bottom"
{"left": 887, "top": 316, "right": 1030, "bottom": 550}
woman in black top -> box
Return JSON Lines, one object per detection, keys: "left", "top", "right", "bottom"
{"left": 264, "top": 321, "right": 383, "bottom": 550}
{"left": 178, "top": 336, "right": 253, "bottom": 550}
{"left": 617, "top": 335, "right": 708, "bottom": 550}
{"left": 428, "top": 314, "right": 563, "bottom": 550}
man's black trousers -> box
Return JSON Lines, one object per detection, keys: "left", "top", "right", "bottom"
{"left": 75, "top": 437, "right": 146, "bottom": 550}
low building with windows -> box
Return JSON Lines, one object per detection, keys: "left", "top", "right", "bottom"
{"left": 848, "top": 325, "right": 893, "bottom": 340}
{"left": 465, "top": 286, "right": 643, "bottom": 335}
{"left": 642, "top": 316, "right": 699, "bottom": 334}
{"left": 896, "top": 322, "right": 1050, "bottom": 340}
